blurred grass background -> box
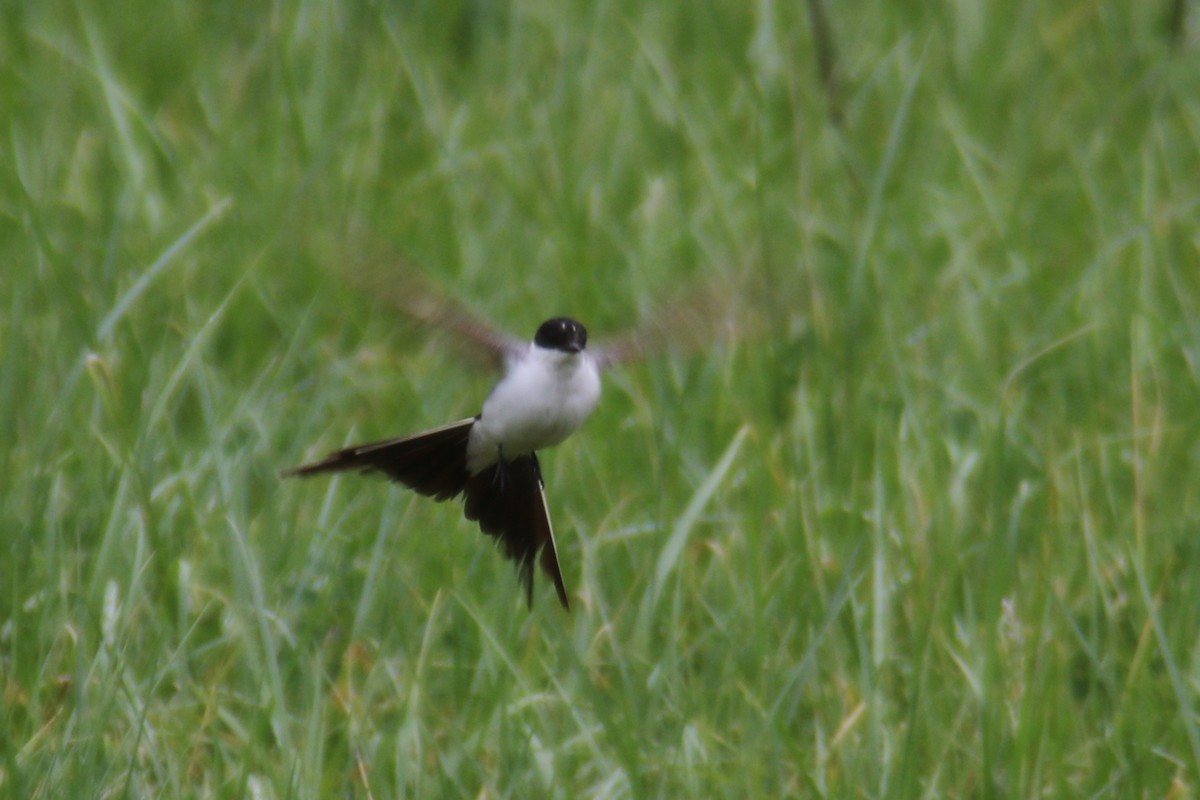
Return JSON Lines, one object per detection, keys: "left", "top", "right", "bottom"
{"left": 3, "top": 1, "right": 1200, "bottom": 797}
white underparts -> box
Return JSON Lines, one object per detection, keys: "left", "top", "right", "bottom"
{"left": 466, "top": 345, "right": 601, "bottom": 474}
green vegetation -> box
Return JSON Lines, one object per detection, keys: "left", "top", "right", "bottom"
{"left": 3, "top": 1, "right": 1199, "bottom": 797}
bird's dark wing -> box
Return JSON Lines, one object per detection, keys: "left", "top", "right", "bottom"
{"left": 462, "top": 453, "right": 570, "bottom": 610}
{"left": 281, "top": 418, "right": 476, "bottom": 501}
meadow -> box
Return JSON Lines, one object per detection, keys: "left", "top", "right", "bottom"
{"left": 3, "top": 1, "right": 1200, "bottom": 797}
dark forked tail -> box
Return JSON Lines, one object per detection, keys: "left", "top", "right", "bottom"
{"left": 280, "top": 418, "right": 477, "bottom": 500}
{"left": 282, "top": 416, "right": 570, "bottom": 609}
{"left": 463, "top": 453, "right": 569, "bottom": 610}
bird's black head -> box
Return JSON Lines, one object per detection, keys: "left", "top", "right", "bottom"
{"left": 534, "top": 317, "right": 588, "bottom": 353}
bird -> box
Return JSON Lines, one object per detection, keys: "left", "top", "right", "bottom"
{"left": 282, "top": 266, "right": 742, "bottom": 610}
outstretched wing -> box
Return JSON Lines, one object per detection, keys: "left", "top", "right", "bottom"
{"left": 592, "top": 272, "right": 750, "bottom": 368}
{"left": 340, "top": 233, "right": 525, "bottom": 370}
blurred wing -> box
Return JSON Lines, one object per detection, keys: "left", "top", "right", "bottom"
{"left": 594, "top": 272, "right": 750, "bottom": 368}
{"left": 341, "top": 230, "right": 525, "bottom": 371}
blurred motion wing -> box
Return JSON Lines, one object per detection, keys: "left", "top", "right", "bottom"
{"left": 594, "top": 272, "right": 752, "bottom": 368}
{"left": 341, "top": 231, "right": 525, "bottom": 371}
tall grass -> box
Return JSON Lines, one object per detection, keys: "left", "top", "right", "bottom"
{"left": 3, "top": 1, "right": 1199, "bottom": 797}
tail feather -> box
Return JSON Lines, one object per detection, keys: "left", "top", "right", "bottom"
{"left": 281, "top": 417, "right": 476, "bottom": 501}
{"left": 463, "top": 453, "right": 569, "bottom": 610}
{"left": 284, "top": 418, "right": 570, "bottom": 609}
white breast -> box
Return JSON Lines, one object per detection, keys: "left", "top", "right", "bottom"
{"left": 466, "top": 346, "right": 601, "bottom": 474}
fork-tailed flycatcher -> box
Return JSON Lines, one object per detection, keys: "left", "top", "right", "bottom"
{"left": 283, "top": 316, "right": 606, "bottom": 610}
{"left": 282, "top": 266, "right": 740, "bottom": 610}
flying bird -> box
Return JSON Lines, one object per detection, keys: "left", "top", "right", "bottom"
{"left": 283, "top": 267, "right": 741, "bottom": 610}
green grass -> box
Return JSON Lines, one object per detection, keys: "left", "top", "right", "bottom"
{"left": 4, "top": 1, "right": 1200, "bottom": 797}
